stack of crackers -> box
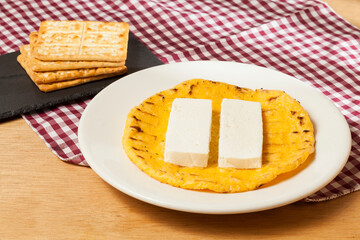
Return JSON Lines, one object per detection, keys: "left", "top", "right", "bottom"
{"left": 17, "top": 20, "right": 129, "bottom": 92}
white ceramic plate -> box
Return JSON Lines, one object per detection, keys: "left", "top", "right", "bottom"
{"left": 78, "top": 61, "right": 351, "bottom": 214}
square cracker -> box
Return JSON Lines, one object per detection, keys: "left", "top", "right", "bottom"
{"left": 22, "top": 43, "right": 125, "bottom": 72}
{"left": 32, "top": 20, "right": 129, "bottom": 61}
{"left": 19, "top": 46, "right": 127, "bottom": 84}
{"left": 17, "top": 54, "right": 127, "bottom": 92}
{"left": 35, "top": 73, "right": 121, "bottom": 92}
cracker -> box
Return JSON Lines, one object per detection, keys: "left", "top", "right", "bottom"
{"left": 29, "top": 32, "right": 37, "bottom": 46}
{"left": 24, "top": 43, "right": 124, "bottom": 72}
{"left": 19, "top": 48, "right": 127, "bottom": 84}
{"left": 17, "top": 54, "right": 127, "bottom": 92}
{"left": 28, "top": 33, "right": 124, "bottom": 71}
{"left": 35, "top": 73, "right": 122, "bottom": 92}
{"left": 31, "top": 20, "right": 129, "bottom": 61}
{"left": 21, "top": 44, "right": 125, "bottom": 72}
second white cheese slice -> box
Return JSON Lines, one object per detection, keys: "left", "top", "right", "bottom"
{"left": 164, "top": 98, "right": 212, "bottom": 167}
{"left": 218, "top": 99, "right": 263, "bottom": 169}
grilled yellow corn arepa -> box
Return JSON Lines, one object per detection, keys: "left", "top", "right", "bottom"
{"left": 122, "top": 79, "right": 315, "bottom": 193}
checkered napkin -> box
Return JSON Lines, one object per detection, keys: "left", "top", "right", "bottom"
{"left": 1, "top": 0, "right": 359, "bottom": 202}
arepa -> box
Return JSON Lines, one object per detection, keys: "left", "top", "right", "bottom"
{"left": 122, "top": 79, "right": 315, "bottom": 193}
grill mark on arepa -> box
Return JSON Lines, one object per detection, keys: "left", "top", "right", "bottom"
{"left": 132, "top": 115, "right": 154, "bottom": 126}
{"left": 188, "top": 84, "right": 195, "bottom": 94}
{"left": 129, "top": 124, "right": 158, "bottom": 140}
{"left": 130, "top": 126, "right": 143, "bottom": 132}
{"left": 136, "top": 107, "right": 156, "bottom": 117}
{"left": 145, "top": 101, "right": 155, "bottom": 105}
{"left": 297, "top": 116, "right": 304, "bottom": 125}
{"left": 129, "top": 137, "right": 144, "bottom": 142}
{"left": 132, "top": 146, "right": 146, "bottom": 152}
{"left": 268, "top": 96, "right": 279, "bottom": 101}
{"left": 157, "top": 93, "right": 165, "bottom": 100}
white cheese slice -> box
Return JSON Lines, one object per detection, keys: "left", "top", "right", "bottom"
{"left": 164, "top": 98, "right": 212, "bottom": 167}
{"left": 218, "top": 99, "right": 263, "bottom": 169}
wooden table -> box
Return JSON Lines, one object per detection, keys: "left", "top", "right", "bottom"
{"left": 1, "top": 1, "right": 360, "bottom": 239}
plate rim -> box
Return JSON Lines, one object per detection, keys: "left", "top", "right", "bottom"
{"left": 78, "top": 60, "right": 351, "bottom": 214}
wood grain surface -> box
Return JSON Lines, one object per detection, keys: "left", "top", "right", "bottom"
{"left": 1, "top": 1, "right": 360, "bottom": 239}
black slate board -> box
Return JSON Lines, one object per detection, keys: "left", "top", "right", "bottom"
{"left": 0, "top": 32, "right": 163, "bottom": 120}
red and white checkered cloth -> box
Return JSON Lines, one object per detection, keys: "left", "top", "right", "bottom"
{"left": 1, "top": 0, "right": 359, "bottom": 202}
